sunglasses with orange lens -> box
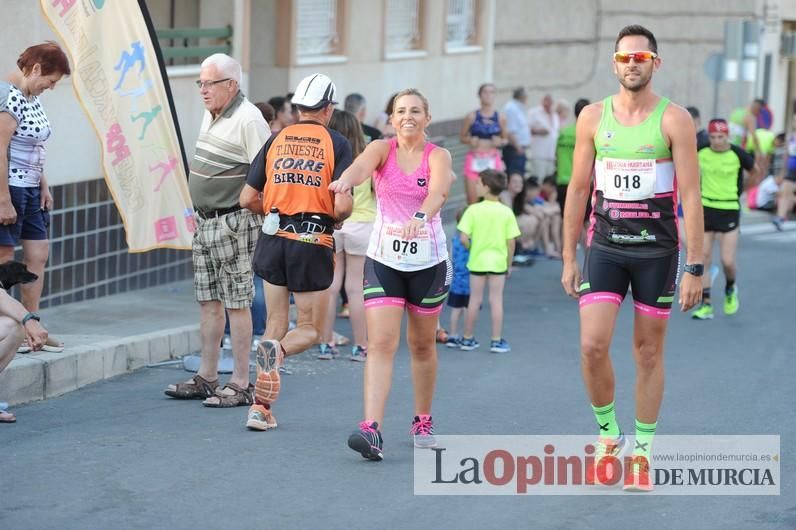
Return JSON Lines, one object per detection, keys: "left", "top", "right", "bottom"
{"left": 613, "top": 51, "right": 658, "bottom": 63}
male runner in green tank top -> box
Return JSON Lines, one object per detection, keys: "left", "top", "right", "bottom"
{"left": 691, "top": 119, "right": 757, "bottom": 321}
{"left": 561, "top": 25, "right": 704, "bottom": 491}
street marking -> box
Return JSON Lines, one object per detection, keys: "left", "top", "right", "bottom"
{"left": 740, "top": 221, "right": 796, "bottom": 244}
{"left": 754, "top": 231, "right": 796, "bottom": 243}
{"left": 742, "top": 222, "right": 795, "bottom": 235}
{"left": 741, "top": 221, "right": 796, "bottom": 244}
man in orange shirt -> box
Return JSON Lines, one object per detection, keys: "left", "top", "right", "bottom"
{"left": 240, "top": 73, "right": 353, "bottom": 431}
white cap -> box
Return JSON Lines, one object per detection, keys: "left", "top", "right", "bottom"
{"left": 291, "top": 73, "right": 338, "bottom": 109}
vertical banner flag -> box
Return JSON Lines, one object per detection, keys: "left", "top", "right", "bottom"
{"left": 40, "top": 0, "right": 195, "bottom": 251}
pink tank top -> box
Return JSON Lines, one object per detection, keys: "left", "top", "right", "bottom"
{"left": 366, "top": 138, "right": 448, "bottom": 271}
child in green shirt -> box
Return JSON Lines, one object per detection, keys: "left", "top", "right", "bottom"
{"left": 457, "top": 170, "right": 521, "bottom": 353}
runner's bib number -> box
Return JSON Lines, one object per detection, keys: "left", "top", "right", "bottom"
{"left": 470, "top": 154, "right": 497, "bottom": 173}
{"left": 380, "top": 224, "right": 431, "bottom": 265}
{"left": 597, "top": 158, "right": 656, "bottom": 200}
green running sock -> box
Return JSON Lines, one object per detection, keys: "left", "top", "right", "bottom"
{"left": 591, "top": 401, "right": 620, "bottom": 438}
{"left": 633, "top": 419, "right": 657, "bottom": 458}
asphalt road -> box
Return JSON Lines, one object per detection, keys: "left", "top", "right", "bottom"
{"left": 2, "top": 223, "right": 794, "bottom": 529}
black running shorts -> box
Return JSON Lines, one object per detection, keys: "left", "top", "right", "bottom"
{"left": 703, "top": 206, "right": 740, "bottom": 233}
{"left": 578, "top": 246, "right": 679, "bottom": 319}
{"left": 252, "top": 233, "right": 335, "bottom": 292}
{"left": 363, "top": 257, "right": 451, "bottom": 315}
{"left": 446, "top": 292, "right": 470, "bottom": 309}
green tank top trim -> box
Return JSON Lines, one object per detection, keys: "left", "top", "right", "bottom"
{"left": 595, "top": 96, "right": 671, "bottom": 161}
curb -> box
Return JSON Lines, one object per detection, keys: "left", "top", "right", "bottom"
{"left": 0, "top": 324, "right": 200, "bottom": 406}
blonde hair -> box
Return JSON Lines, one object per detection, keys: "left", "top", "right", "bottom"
{"left": 391, "top": 88, "right": 429, "bottom": 116}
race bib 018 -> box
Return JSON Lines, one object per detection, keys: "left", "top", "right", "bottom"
{"left": 596, "top": 158, "right": 656, "bottom": 201}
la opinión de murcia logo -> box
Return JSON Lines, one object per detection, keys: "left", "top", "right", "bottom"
{"left": 425, "top": 442, "right": 777, "bottom": 494}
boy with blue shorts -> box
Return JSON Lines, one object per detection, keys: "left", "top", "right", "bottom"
{"left": 445, "top": 207, "right": 470, "bottom": 348}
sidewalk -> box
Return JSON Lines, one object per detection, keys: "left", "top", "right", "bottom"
{"left": 0, "top": 281, "right": 199, "bottom": 406}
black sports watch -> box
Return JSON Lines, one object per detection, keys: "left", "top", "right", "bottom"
{"left": 684, "top": 264, "right": 704, "bottom": 277}
{"left": 412, "top": 211, "right": 428, "bottom": 222}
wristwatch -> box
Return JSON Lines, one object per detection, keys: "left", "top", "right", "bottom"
{"left": 412, "top": 211, "right": 428, "bottom": 222}
{"left": 22, "top": 312, "right": 41, "bottom": 326}
{"left": 683, "top": 264, "right": 704, "bottom": 277}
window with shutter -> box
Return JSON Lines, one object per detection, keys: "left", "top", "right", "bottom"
{"left": 296, "top": 0, "right": 339, "bottom": 57}
{"left": 446, "top": 0, "right": 477, "bottom": 49}
{"left": 385, "top": 0, "right": 422, "bottom": 54}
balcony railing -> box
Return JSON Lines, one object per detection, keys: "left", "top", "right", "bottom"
{"left": 155, "top": 26, "right": 233, "bottom": 63}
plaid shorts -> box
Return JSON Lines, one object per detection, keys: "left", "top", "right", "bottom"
{"left": 192, "top": 209, "right": 262, "bottom": 309}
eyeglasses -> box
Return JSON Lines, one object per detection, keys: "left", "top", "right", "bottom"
{"left": 195, "top": 78, "right": 231, "bottom": 89}
{"left": 613, "top": 51, "right": 658, "bottom": 64}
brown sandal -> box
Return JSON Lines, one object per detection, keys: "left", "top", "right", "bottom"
{"left": 164, "top": 375, "right": 219, "bottom": 399}
{"left": 202, "top": 382, "right": 254, "bottom": 408}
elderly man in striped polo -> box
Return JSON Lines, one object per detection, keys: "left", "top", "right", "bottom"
{"left": 165, "top": 53, "right": 270, "bottom": 408}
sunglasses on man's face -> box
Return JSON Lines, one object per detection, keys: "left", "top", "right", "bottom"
{"left": 613, "top": 51, "right": 658, "bottom": 64}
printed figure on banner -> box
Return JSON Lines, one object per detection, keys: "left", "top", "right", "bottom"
{"left": 151, "top": 155, "right": 179, "bottom": 192}
{"left": 132, "top": 105, "right": 162, "bottom": 140}
{"left": 118, "top": 79, "right": 154, "bottom": 113}
{"left": 114, "top": 41, "right": 145, "bottom": 90}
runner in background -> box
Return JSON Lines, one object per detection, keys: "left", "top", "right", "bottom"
{"left": 691, "top": 119, "right": 757, "bottom": 320}
{"left": 555, "top": 98, "right": 590, "bottom": 214}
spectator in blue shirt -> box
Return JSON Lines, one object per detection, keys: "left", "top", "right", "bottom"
{"left": 445, "top": 207, "right": 470, "bottom": 348}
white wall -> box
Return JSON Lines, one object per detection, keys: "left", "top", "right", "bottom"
{"left": 248, "top": 0, "right": 291, "bottom": 105}
{"left": 248, "top": 0, "right": 494, "bottom": 126}
{"left": 164, "top": 67, "right": 205, "bottom": 169}
{"left": 493, "top": 0, "right": 761, "bottom": 124}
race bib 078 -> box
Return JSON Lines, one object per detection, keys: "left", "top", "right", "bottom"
{"left": 380, "top": 224, "right": 431, "bottom": 265}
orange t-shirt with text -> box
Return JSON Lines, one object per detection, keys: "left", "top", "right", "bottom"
{"left": 262, "top": 122, "right": 336, "bottom": 217}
